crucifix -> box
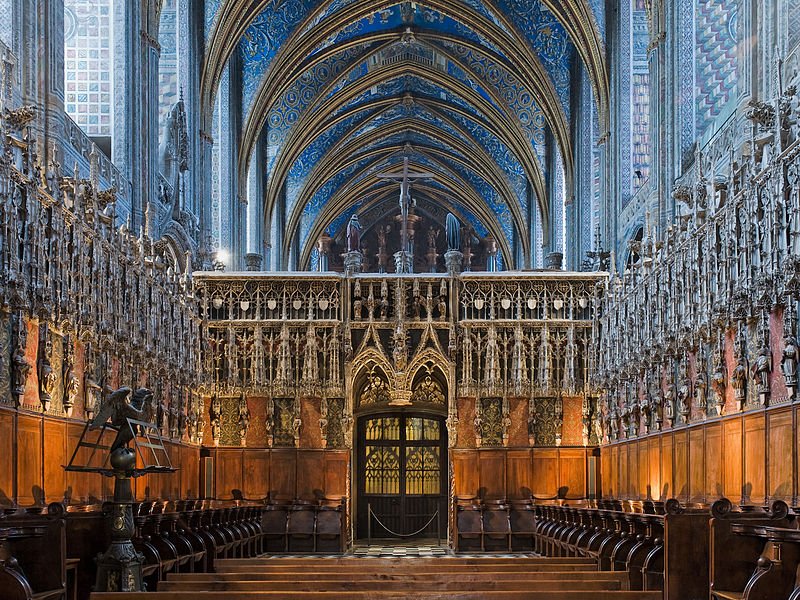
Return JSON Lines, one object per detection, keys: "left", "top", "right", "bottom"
{"left": 377, "top": 155, "right": 434, "bottom": 273}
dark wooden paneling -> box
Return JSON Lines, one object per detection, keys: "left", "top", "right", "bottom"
{"left": 600, "top": 446, "right": 612, "bottom": 499}
{"left": 609, "top": 444, "right": 620, "bottom": 498}
{"left": 270, "top": 449, "right": 297, "bottom": 498}
{"left": 324, "top": 451, "right": 349, "bottom": 497}
{"left": 215, "top": 449, "right": 243, "bottom": 499}
{"left": 17, "top": 414, "right": 42, "bottom": 505}
{"left": 0, "top": 409, "right": 15, "bottom": 504}
{"left": 296, "top": 451, "right": 325, "bottom": 500}
{"left": 744, "top": 414, "right": 766, "bottom": 504}
{"left": 648, "top": 437, "right": 661, "bottom": 501}
{"left": 531, "top": 449, "right": 558, "bottom": 497}
{"left": 768, "top": 408, "right": 793, "bottom": 500}
{"left": 242, "top": 449, "right": 270, "bottom": 499}
{"left": 688, "top": 428, "right": 704, "bottom": 502}
{"left": 505, "top": 450, "right": 531, "bottom": 499}
{"left": 661, "top": 434, "right": 673, "bottom": 500}
{"left": 605, "top": 408, "right": 800, "bottom": 504}
{"left": 673, "top": 430, "right": 689, "bottom": 500}
{"left": 637, "top": 441, "right": 649, "bottom": 499}
{"left": 478, "top": 450, "right": 505, "bottom": 498}
{"left": 705, "top": 423, "right": 722, "bottom": 500}
{"left": 181, "top": 445, "right": 200, "bottom": 498}
{"left": 451, "top": 450, "right": 479, "bottom": 497}
{"left": 43, "top": 419, "right": 67, "bottom": 503}
{"left": 558, "top": 449, "right": 586, "bottom": 499}
{"left": 723, "top": 418, "right": 743, "bottom": 502}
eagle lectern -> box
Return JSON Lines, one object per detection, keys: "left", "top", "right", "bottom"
{"left": 65, "top": 387, "right": 175, "bottom": 592}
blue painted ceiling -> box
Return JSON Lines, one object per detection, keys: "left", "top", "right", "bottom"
{"left": 204, "top": 0, "right": 605, "bottom": 268}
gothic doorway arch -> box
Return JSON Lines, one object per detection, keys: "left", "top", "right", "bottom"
{"left": 353, "top": 364, "right": 449, "bottom": 541}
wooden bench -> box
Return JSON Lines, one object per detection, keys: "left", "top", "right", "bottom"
{"left": 0, "top": 504, "right": 67, "bottom": 600}
{"left": 535, "top": 497, "right": 712, "bottom": 600}
{"left": 455, "top": 497, "right": 563, "bottom": 553}
{"left": 708, "top": 498, "right": 797, "bottom": 600}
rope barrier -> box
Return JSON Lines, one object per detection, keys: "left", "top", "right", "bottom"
{"left": 367, "top": 504, "right": 441, "bottom": 544}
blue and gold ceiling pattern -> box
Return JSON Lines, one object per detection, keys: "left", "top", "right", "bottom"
{"left": 202, "top": 0, "right": 607, "bottom": 269}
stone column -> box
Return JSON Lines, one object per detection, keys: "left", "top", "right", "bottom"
{"left": 444, "top": 250, "right": 463, "bottom": 276}
{"left": 317, "top": 234, "right": 332, "bottom": 272}
{"left": 485, "top": 235, "right": 498, "bottom": 272}
{"left": 343, "top": 251, "right": 363, "bottom": 276}
{"left": 19, "top": 0, "right": 65, "bottom": 164}
{"left": 244, "top": 253, "right": 262, "bottom": 271}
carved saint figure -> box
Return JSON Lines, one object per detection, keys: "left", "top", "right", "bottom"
{"left": 751, "top": 345, "right": 772, "bottom": 403}
{"left": 694, "top": 369, "right": 708, "bottom": 411}
{"left": 677, "top": 376, "right": 692, "bottom": 417}
{"left": 663, "top": 385, "right": 675, "bottom": 426}
{"left": 37, "top": 331, "right": 57, "bottom": 412}
{"left": 731, "top": 359, "right": 747, "bottom": 407}
{"left": 11, "top": 319, "right": 30, "bottom": 404}
{"left": 711, "top": 358, "right": 726, "bottom": 414}
{"left": 782, "top": 335, "right": 798, "bottom": 397}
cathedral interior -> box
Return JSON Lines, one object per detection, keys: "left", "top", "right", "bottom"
{"left": 0, "top": 0, "right": 799, "bottom": 599}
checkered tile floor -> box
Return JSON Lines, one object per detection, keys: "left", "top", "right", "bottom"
{"left": 265, "top": 541, "right": 538, "bottom": 558}
{"left": 352, "top": 543, "right": 449, "bottom": 557}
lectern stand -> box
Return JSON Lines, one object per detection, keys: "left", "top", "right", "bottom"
{"left": 65, "top": 413, "right": 175, "bottom": 592}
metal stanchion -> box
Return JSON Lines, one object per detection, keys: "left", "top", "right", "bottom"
{"left": 367, "top": 503, "right": 372, "bottom": 546}
{"left": 436, "top": 509, "right": 441, "bottom": 546}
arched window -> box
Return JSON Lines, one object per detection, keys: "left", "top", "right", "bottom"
{"left": 63, "top": 0, "right": 114, "bottom": 157}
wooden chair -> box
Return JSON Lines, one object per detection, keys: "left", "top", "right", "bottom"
{"left": 455, "top": 503, "right": 483, "bottom": 552}
{"left": 286, "top": 504, "right": 316, "bottom": 553}
{"left": 482, "top": 501, "right": 511, "bottom": 552}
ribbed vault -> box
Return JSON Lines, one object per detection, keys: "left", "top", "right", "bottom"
{"left": 200, "top": 0, "right": 608, "bottom": 270}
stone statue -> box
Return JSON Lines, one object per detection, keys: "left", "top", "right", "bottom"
{"left": 782, "top": 335, "right": 798, "bottom": 398}
{"left": 446, "top": 212, "right": 460, "bottom": 251}
{"left": 711, "top": 355, "right": 726, "bottom": 415}
{"left": 751, "top": 345, "right": 772, "bottom": 404}
{"left": 677, "top": 375, "right": 692, "bottom": 418}
{"left": 91, "top": 387, "right": 152, "bottom": 453}
{"left": 694, "top": 368, "right": 708, "bottom": 412}
{"left": 663, "top": 385, "right": 675, "bottom": 427}
{"left": 11, "top": 316, "right": 30, "bottom": 406}
{"left": 37, "top": 326, "right": 57, "bottom": 412}
{"left": 346, "top": 214, "right": 361, "bottom": 252}
{"left": 731, "top": 358, "right": 747, "bottom": 409}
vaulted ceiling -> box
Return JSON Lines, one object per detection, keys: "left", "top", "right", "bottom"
{"left": 201, "top": 0, "right": 607, "bottom": 269}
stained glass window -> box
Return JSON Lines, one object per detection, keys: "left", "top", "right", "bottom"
{"left": 404, "top": 446, "right": 440, "bottom": 495}
{"left": 364, "top": 445, "right": 400, "bottom": 495}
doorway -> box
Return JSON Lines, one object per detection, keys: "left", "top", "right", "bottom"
{"left": 355, "top": 412, "right": 447, "bottom": 541}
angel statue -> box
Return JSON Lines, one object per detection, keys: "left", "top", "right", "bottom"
{"left": 91, "top": 387, "right": 153, "bottom": 453}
